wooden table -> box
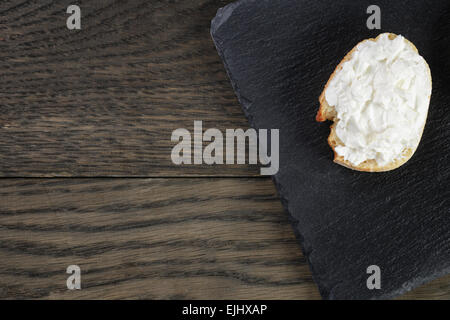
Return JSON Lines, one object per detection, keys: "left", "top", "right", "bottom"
{"left": 0, "top": 0, "right": 448, "bottom": 299}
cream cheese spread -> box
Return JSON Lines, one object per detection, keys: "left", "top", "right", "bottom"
{"left": 324, "top": 33, "right": 432, "bottom": 166}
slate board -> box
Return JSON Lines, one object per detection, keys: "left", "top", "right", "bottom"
{"left": 211, "top": 0, "right": 450, "bottom": 299}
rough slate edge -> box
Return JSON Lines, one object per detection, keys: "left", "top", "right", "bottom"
{"left": 210, "top": 1, "right": 449, "bottom": 300}
{"left": 209, "top": 0, "right": 332, "bottom": 299}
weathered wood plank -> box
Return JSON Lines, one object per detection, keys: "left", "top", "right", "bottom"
{"left": 0, "top": 178, "right": 317, "bottom": 299}
{"left": 0, "top": 178, "right": 448, "bottom": 299}
{"left": 0, "top": 0, "right": 258, "bottom": 176}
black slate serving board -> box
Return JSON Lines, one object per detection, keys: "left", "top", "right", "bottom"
{"left": 211, "top": 0, "right": 450, "bottom": 299}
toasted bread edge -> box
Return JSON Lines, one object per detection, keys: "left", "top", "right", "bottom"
{"left": 316, "top": 33, "right": 432, "bottom": 172}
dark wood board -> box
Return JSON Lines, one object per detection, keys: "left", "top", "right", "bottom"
{"left": 0, "top": 178, "right": 318, "bottom": 299}
{"left": 0, "top": 178, "right": 448, "bottom": 299}
{"left": 211, "top": 0, "right": 450, "bottom": 299}
{"left": 0, "top": 0, "right": 260, "bottom": 177}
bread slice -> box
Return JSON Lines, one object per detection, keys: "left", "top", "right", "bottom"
{"left": 316, "top": 33, "right": 432, "bottom": 172}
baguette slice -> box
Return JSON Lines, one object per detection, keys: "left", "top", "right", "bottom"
{"left": 316, "top": 33, "right": 432, "bottom": 172}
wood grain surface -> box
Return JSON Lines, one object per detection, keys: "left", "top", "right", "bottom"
{"left": 0, "top": 178, "right": 447, "bottom": 300}
{"left": 0, "top": 0, "right": 448, "bottom": 299}
{"left": 0, "top": 0, "right": 257, "bottom": 176}
{"left": 0, "top": 178, "right": 318, "bottom": 299}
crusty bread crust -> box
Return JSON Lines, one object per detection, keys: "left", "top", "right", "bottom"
{"left": 316, "top": 33, "right": 432, "bottom": 172}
